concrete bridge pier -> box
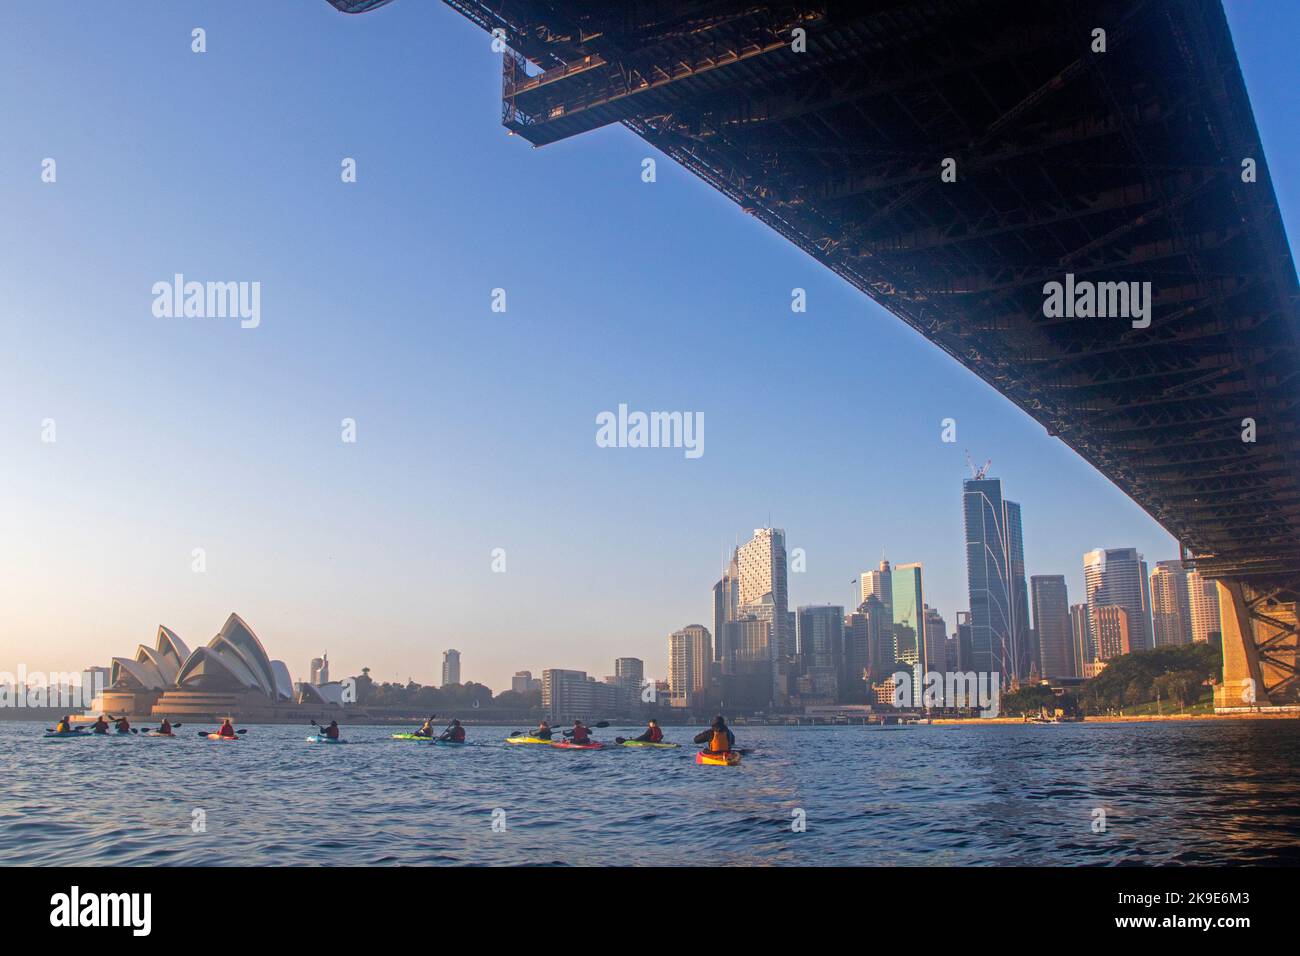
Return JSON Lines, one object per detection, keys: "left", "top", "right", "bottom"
{"left": 1214, "top": 580, "right": 1300, "bottom": 709}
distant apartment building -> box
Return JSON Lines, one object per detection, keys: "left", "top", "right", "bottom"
{"left": 668, "top": 626, "right": 712, "bottom": 701}
{"left": 309, "top": 654, "right": 329, "bottom": 685}
{"left": 1031, "top": 575, "right": 1074, "bottom": 679}
{"left": 541, "top": 668, "right": 623, "bottom": 720}
{"left": 1186, "top": 568, "right": 1222, "bottom": 644}
{"left": 1150, "top": 560, "right": 1193, "bottom": 647}
{"left": 614, "top": 657, "right": 644, "bottom": 688}
{"left": 441, "top": 649, "right": 461, "bottom": 687}
{"left": 1084, "top": 548, "right": 1151, "bottom": 653}
{"left": 1094, "top": 605, "right": 1132, "bottom": 661}
{"left": 511, "top": 670, "right": 541, "bottom": 695}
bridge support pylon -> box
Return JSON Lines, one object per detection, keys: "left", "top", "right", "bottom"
{"left": 1214, "top": 580, "right": 1300, "bottom": 709}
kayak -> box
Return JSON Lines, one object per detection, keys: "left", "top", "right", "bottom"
{"left": 115, "top": 729, "right": 133, "bottom": 735}
{"left": 551, "top": 740, "right": 603, "bottom": 750}
{"left": 143, "top": 731, "right": 176, "bottom": 738}
{"left": 43, "top": 731, "right": 91, "bottom": 739}
{"left": 432, "top": 740, "right": 467, "bottom": 747}
{"left": 391, "top": 733, "right": 437, "bottom": 742}
{"left": 205, "top": 733, "right": 241, "bottom": 741}
{"left": 620, "top": 740, "right": 680, "bottom": 749}
{"left": 504, "top": 736, "right": 554, "bottom": 745}
{"left": 306, "top": 734, "right": 346, "bottom": 744}
{"left": 696, "top": 750, "right": 741, "bottom": 766}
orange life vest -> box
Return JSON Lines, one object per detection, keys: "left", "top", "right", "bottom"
{"left": 709, "top": 728, "right": 730, "bottom": 752}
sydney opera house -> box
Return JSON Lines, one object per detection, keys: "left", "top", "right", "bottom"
{"left": 90, "top": 613, "right": 349, "bottom": 722}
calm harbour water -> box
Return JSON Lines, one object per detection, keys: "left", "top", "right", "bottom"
{"left": 4, "top": 719, "right": 1299, "bottom": 866}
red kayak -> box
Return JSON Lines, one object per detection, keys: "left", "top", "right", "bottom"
{"left": 551, "top": 740, "right": 603, "bottom": 750}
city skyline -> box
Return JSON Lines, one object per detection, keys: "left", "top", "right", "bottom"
{"left": 8, "top": 0, "right": 1291, "bottom": 694}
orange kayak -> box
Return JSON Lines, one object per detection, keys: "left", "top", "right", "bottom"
{"left": 696, "top": 750, "right": 741, "bottom": 766}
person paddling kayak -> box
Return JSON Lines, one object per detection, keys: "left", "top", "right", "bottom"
{"left": 319, "top": 719, "right": 341, "bottom": 740}
{"left": 530, "top": 719, "right": 554, "bottom": 741}
{"left": 114, "top": 716, "right": 131, "bottom": 733}
{"left": 90, "top": 715, "right": 110, "bottom": 735}
{"left": 217, "top": 718, "right": 238, "bottom": 739}
{"left": 438, "top": 719, "right": 466, "bottom": 743}
{"left": 694, "top": 715, "right": 735, "bottom": 753}
{"left": 568, "top": 720, "right": 595, "bottom": 745}
{"left": 412, "top": 716, "right": 437, "bottom": 738}
{"left": 631, "top": 719, "right": 664, "bottom": 744}
{"left": 54, "top": 715, "right": 77, "bottom": 734}
{"left": 158, "top": 717, "right": 173, "bottom": 735}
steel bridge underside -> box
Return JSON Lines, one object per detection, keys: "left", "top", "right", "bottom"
{"left": 335, "top": 0, "right": 1300, "bottom": 702}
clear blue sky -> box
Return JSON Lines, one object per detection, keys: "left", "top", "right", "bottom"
{"left": 1, "top": 1, "right": 1295, "bottom": 692}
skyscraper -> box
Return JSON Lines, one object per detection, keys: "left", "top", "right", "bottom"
{"left": 309, "top": 654, "right": 329, "bottom": 685}
{"left": 796, "top": 605, "right": 844, "bottom": 700}
{"left": 860, "top": 559, "right": 893, "bottom": 620}
{"left": 441, "top": 649, "right": 461, "bottom": 687}
{"left": 736, "top": 528, "right": 790, "bottom": 657}
{"left": 923, "top": 605, "right": 948, "bottom": 675}
{"left": 1150, "top": 560, "right": 1193, "bottom": 647}
{"left": 890, "top": 563, "right": 927, "bottom": 674}
{"left": 1083, "top": 548, "right": 1152, "bottom": 653}
{"left": 1186, "top": 569, "right": 1222, "bottom": 645}
{"left": 712, "top": 552, "right": 738, "bottom": 671}
{"left": 668, "top": 626, "right": 711, "bottom": 699}
{"left": 845, "top": 596, "right": 885, "bottom": 697}
{"left": 1031, "top": 575, "right": 1074, "bottom": 679}
{"left": 732, "top": 527, "right": 790, "bottom": 703}
{"left": 1094, "top": 605, "right": 1132, "bottom": 660}
{"left": 1070, "top": 603, "right": 1093, "bottom": 674}
{"left": 963, "top": 477, "right": 1028, "bottom": 681}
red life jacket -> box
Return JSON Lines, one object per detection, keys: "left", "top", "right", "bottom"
{"left": 647, "top": 725, "right": 663, "bottom": 742}
{"left": 449, "top": 726, "right": 465, "bottom": 742}
{"left": 571, "top": 725, "right": 590, "bottom": 743}
{"left": 219, "top": 724, "right": 236, "bottom": 738}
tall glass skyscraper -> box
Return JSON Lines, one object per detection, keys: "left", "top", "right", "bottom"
{"left": 963, "top": 477, "right": 1028, "bottom": 682}
{"left": 1083, "top": 548, "right": 1152, "bottom": 653}
{"left": 1031, "top": 575, "right": 1074, "bottom": 678}
{"left": 890, "top": 563, "right": 927, "bottom": 674}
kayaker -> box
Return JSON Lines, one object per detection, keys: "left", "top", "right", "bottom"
{"left": 90, "top": 715, "right": 110, "bottom": 734}
{"left": 568, "top": 720, "right": 594, "bottom": 745}
{"left": 217, "top": 718, "right": 238, "bottom": 739}
{"left": 693, "top": 716, "right": 735, "bottom": 753}
{"left": 531, "top": 719, "right": 554, "bottom": 741}
{"left": 438, "top": 719, "right": 466, "bottom": 743}
{"left": 413, "top": 717, "right": 437, "bottom": 738}
{"left": 631, "top": 719, "right": 664, "bottom": 744}
{"left": 320, "top": 720, "right": 341, "bottom": 740}
{"left": 158, "top": 717, "right": 173, "bottom": 735}
{"left": 114, "top": 716, "right": 131, "bottom": 733}
{"left": 54, "top": 716, "right": 76, "bottom": 734}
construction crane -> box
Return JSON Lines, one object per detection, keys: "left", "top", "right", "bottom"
{"left": 965, "top": 450, "right": 991, "bottom": 480}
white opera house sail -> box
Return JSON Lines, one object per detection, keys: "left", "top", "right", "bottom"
{"left": 91, "top": 613, "right": 348, "bottom": 722}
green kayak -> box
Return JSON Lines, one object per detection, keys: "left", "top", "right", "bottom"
{"left": 619, "top": 740, "right": 680, "bottom": 748}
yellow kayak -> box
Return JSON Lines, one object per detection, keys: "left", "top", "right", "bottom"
{"left": 505, "top": 735, "right": 554, "bottom": 745}
{"left": 696, "top": 750, "right": 741, "bottom": 766}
